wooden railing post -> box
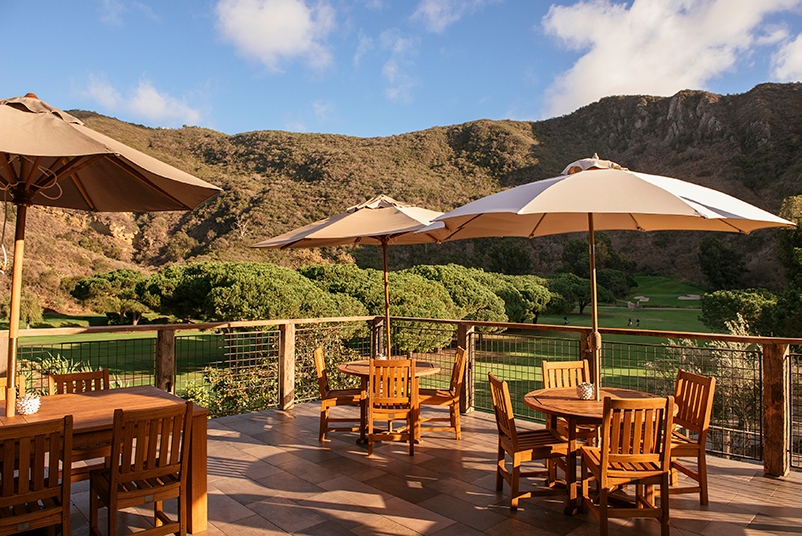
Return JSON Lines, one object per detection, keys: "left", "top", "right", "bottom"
{"left": 457, "top": 322, "right": 474, "bottom": 413}
{"left": 155, "top": 328, "right": 175, "bottom": 392}
{"left": 371, "top": 317, "right": 383, "bottom": 358}
{"left": 763, "top": 342, "right": 790, "bottom": 477}
{"left": 279, "top": 322, "right": 296, "bottom": 410}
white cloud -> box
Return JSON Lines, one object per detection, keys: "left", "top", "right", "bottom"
{"left": 773, "top": 33, "right": 802, "bottom": 80}
{"left": 541, "top": 0, "right": 802, "bottom": 117}
{"left": 312, "top": 99, "right": 335, "bottom": 120}
{"left": 353, "top": 31, "right": 374, "bottom": 66}
{"left": 379, "top": 29, "right": 419, "bottom": 102}
{"left": 411, "top": 0, "right": 500, "bottom": 33}
{"left": 129, "top": 80, "right": 201, "bottom": 125}
{"left": 215, "top": 0, "right": 336, "bottom": 72}
{"left": 85, "top": 74, "right": 122, "bottom": 109}
{"left": 100, "top": 0, "right": 125, "bottom": 25}
{"left": 83, "top": 75, "right": 202, "bottom": 127}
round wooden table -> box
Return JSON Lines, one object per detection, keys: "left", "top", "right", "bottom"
{"left": 338, "top": 359, "right": 441, "bottom": 443}
{"left": 524, "top": 386, "right": 664, "bottom": 514}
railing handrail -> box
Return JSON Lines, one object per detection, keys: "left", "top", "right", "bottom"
{"left": 7, "top": 316, "right": 377, "bottom": 337}
{"left": 9, "top": 315, "right": 802, "bottom": 346}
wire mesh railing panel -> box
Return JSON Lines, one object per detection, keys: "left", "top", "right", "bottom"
{"left": 175, "top": 329, "right": 280, "bottom": 417}
{"left": 619, "top": 337, "right": 763, "bottom": 461}
{"left": 294, "top": 322, "right": 372, "bottom": 403}
{"left": 17, "top": 337, "right": 157, "bottom": 394}
{"left": 471, "top": 330, "right": 581, "bottom": 421}
{"left": 792, "top": 350, "right": 802, "bottom": 469}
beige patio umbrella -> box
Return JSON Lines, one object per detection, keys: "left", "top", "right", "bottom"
{"left": 420, "top": 155, "right": 795, "bottom": 398}
{"left": 0, "top": 93, "right": 222, "bottom": 415}
{"left": 251, "top": 194, "right": 443, "bottom": 350}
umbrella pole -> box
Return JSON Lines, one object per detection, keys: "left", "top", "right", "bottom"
{"left": 5, "top": 204, "right": 26, "bottom": 417}
{"left": 587, "top": 214, "right": 602, "bottom": 401}
{"left": 381, "top": 238, "right": 391, "bottom": 355}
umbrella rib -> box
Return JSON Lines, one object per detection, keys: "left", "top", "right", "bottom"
{"left": 443, "top": 214, "right": 483, "bottom": 241}
{"left": 106, "top": 156, "right": 193, "bottom": 210}
{"left": 23, "top": 156, "right": 43, "bottom": 188}
{"left": 628, "top": 213, "right": 646, "bottom": 231}
{"left": 70, "top": 171, "right": 98, "bottom": 211}
{"left": 527, "top": 214, "right": 546, "bottom": 238}
{"left": 0, "top": 153, "right": 19, "bottom": 188}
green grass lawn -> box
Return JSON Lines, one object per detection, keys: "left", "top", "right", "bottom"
{"left": 625, "top": 275, "right": 706, "bottom": 308}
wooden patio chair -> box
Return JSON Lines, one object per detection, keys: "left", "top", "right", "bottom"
{"left": 90, "top": 402, "right": 193, "bottom": 536}
{"left": 419, "top": 346, "right": 467, "bottom": 439}
{"left": 367, "top": 359, "right": 416, "bottom": 456}
{"left": 48, "top": 369, "right": 111, "bottom": 395}
{"left": 488, "top": 372, "right": 569, "bottom": 510}
{"left": 541, "top": 360, "right": 598, "bottom": 441}
{"left": 313, "top": 347, "right": 364, "bottom": 441}
{"left": 670, "top": 369, "right": 716, "bottom": 505}
{"left": 0, "top": 416, "right": 73, "bottom": 536}
{"left": 49, "top": 369, "right": 113, "bottom": 483}
{"left": 580, "top": 396, "right": 674, "bottom": 536}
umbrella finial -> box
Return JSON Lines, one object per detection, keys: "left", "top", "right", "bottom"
{"left": 562, "top": 155, "right": 627, "bottom": 175}
{"left": 23, "top": 93, "right": 39, "bottom": 99}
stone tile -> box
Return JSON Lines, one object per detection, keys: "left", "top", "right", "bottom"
{"left": 247, "top": 495, "right": 327, "bottom": 533}
{"left": 417, "top": 492, "right": 508, "bottom": 531}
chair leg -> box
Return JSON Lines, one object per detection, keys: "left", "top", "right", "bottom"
{"left": 319, "top": 404, "right": 328, "bottom": 441}
{"left": 510, "top": 460, "right": 521, "bottom": 510}
{"left": 599, "top": 488, "right": 609, "bottom": 536}
{"left": 661, "top": 475, "right": 670, "bottom": 536}
{"left": 496, "top": 445, "right": 505, "bottom": 491}
{"left": 452, "top": 404, "right": 461, "bottom": 440}
{"left": 698, "top": 451, "right": 709, "bottom": 505}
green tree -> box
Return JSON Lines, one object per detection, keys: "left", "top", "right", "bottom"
{"left": 71, "top": 269, "right": 150, "bottom": 325}
{"left": 699, "top": 289, "right": 776, "bottom": 333}
{"left": 776, "top": 195, "right": 802, "bottom": 288}
{"left": 698, "top": 236, "right": 747, "bottom": 291}
{"left": 543, "top": 273, "right": 614, "bottom": 315}
{"left": 407, "top": 264, "right": 507, "bottom": 323}
{"left": 501, "top": 274, "right": 552, "bottom": 322}
{"left": 138, "top": 262, "right": 362, "bottom": 322}
{"left": 560, "top": 232, "right": 636, "bottom": 278}
{"left": 485, "top": 239, "right": 534, "bottom": 275}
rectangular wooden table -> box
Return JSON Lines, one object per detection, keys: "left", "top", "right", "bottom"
{"left": 0, "top": 385, "right": 208, "bottom": 533}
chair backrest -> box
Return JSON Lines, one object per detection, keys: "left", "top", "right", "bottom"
{"left": 541, "top": 360, "right": 590, "bottom": 389}
{"left": 313, "top": 347, "right": 330, "bottom": 397}
{"left": 0, "top": 416, "right": 73, "bottom": 534}
{"left": 489, "top": 373, "right": 519, "bottom": 449}
{"left": 673, "top": 370, "right": 716, "bottom": 436}
{"left": 109, "top": 402, "right": 193, "bottom": 489}
{"left": 48, "top": 369, "right": 110, "bottom": 395}
{"left": 599, "top": 396, "right": 674, "bottom": 482}
{"left": 448, "top": 346, "right": 468, "bottom": 394}
{"left": 368, "top": 359, "right": 415, "bottom": 408}
{"left": 0, "top": 375, "right": 26, "bottom": 401}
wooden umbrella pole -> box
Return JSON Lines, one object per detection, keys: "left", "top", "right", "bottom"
{"left": 6, "top": 204, "right": 26, "bottom": 417}
{"left": 587, "top": 213, "right": 602, "bottom": 401}
{"left": 382, "top": 238, "right": 391, "bottom": 355}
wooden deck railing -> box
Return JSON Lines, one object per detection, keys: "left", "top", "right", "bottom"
{"left": 0, "top": 315, "right": 799, "bottom": 477}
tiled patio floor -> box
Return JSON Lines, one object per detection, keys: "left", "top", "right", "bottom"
{"left": 70, "top": 402, "right": 802, "bottom": 535}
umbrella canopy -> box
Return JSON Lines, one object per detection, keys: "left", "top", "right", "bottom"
{"left": 0, "top": 93, "right": 222, "bottom": 415}
{"left": 421, "top": 155, "right": 795, "bottom": 397}
{"left": 252, "top": 194, "right": 443, "bottom": 350}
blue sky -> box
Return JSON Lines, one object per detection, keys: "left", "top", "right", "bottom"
{"left": 3, "top": 0, "right": 802, "bottom": 138}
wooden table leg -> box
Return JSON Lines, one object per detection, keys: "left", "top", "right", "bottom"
{"left": 187, "top": 412, "right": 208, "bottom": 534}
{"left": 564, "top": 417, "right": 579, "bottom": 516}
